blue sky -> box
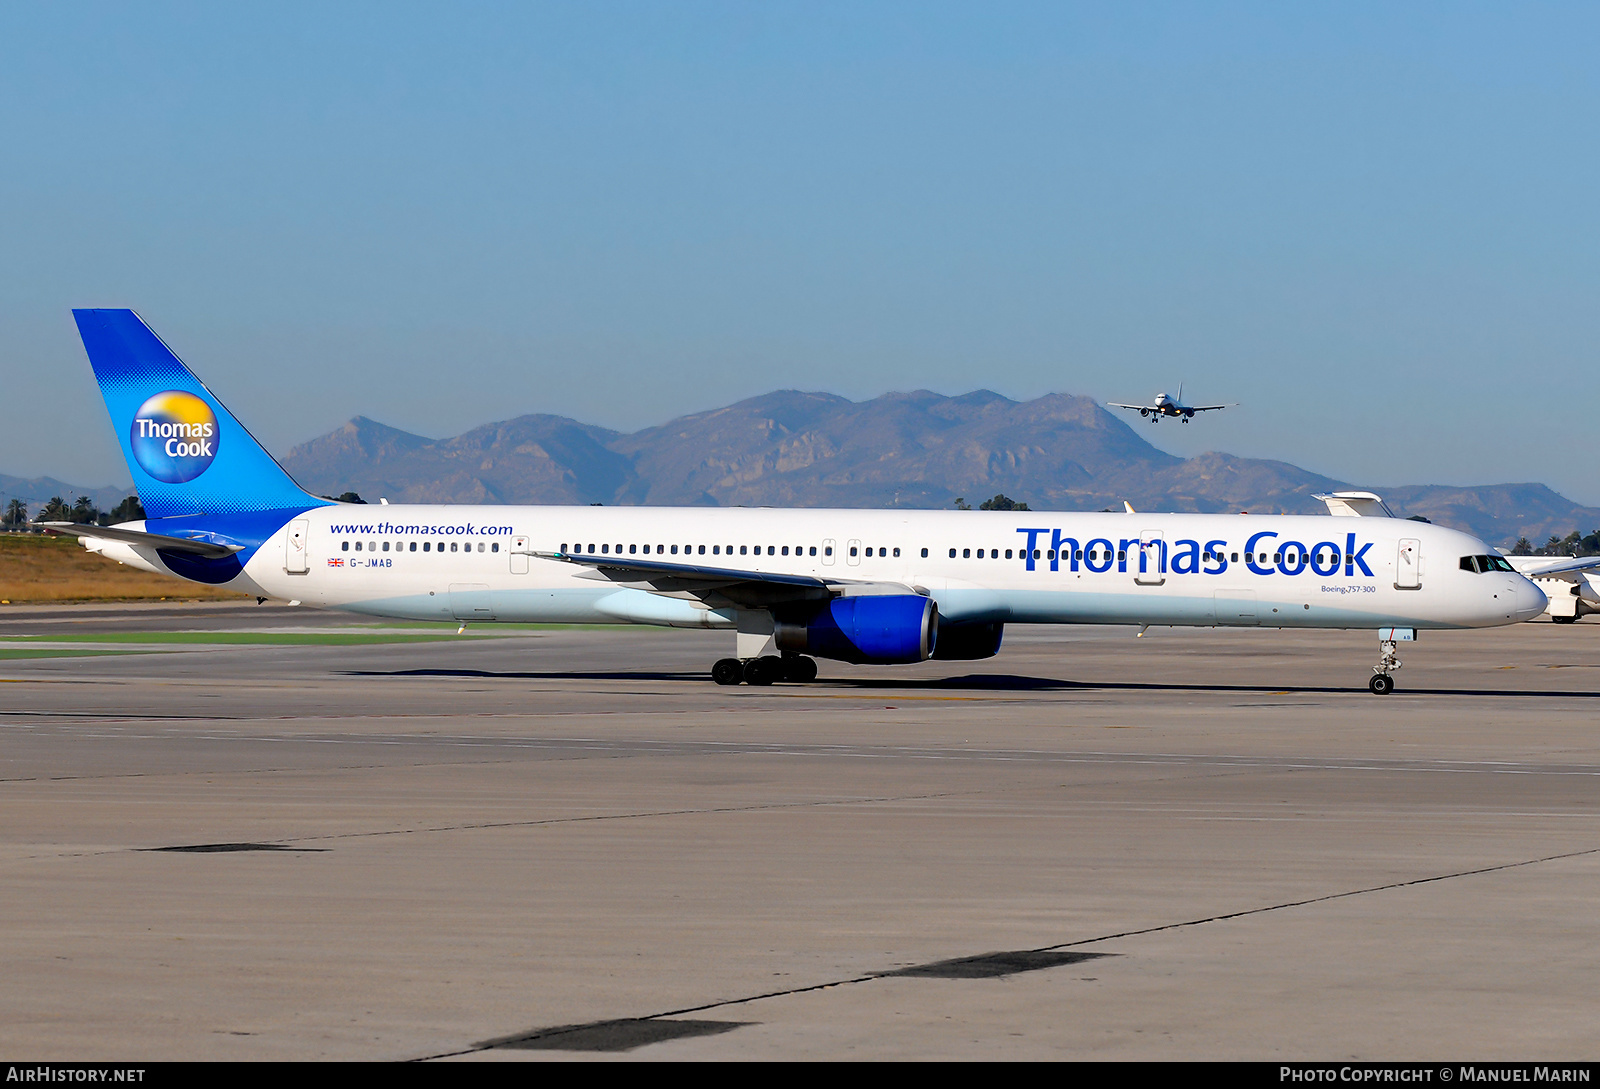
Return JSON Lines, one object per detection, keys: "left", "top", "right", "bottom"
{"left": 4, "top": 3, "right": 1598, "bottom": 504}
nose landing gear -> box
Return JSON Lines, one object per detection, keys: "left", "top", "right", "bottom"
{"left": 1369, "top": 636, "right": 1402, "bottom": 695}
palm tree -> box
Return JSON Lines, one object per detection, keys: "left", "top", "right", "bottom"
{"left": 3, "top": 498, "right": 27, "bottom": 528}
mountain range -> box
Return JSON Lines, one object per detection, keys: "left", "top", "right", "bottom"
{"left": 5, "top": 391, "right": 1592, "bottom": 547}
{"left": 275, "top": 390, "right": 1600, "bottom": 548}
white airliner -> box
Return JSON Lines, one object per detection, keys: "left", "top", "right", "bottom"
{"left": 1109, "top": 384, "right": 1236, "bottom": 423}
{"left": 1502, "top": 554, "right": 1600, "bottom": 623}
{"left": 50, "top": 311, "right": 1546, "bottom": 695}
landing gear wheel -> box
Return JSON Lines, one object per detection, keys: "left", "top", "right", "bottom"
{"left": 781, "top": 655, "right": 818, "bottom": 683}
{"left": 712, "top": 658, "right": 744, "bottom": 686}
{"left": 1552, "top": 615, "right": 1578, "bottom": 624}
{"left": 743, "top": 656, "right": 783, "bottom": 686}
{"left": 1369, "top": 674, "right": 1394, "bottom": 696}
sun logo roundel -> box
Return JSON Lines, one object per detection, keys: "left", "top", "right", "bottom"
{"left": 130, "top": 390, "right": 220, "bottom": 483}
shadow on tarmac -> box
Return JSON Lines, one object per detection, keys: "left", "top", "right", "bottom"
{"left": 337, "top": 668, "right": 1600, "bottom": 699}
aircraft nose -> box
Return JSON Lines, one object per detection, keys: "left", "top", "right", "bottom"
{"left": 1514, "top": 577, "right": 1548, "bottom": 622}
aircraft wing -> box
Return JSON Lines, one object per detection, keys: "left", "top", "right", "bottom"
{"left": 532, "top": 550, "right": 916, "bottom": 610}
{"left": 1187, "top": 404, "right": 1236, "bottom": 412}
{"left": 1106, "top": 403, "right": 1150, "bottom": 411}
{"left": 1506, "top": 555, "right": 1600, "bottom": 581}
{"left": 36, "top": 521, "right": 243, "bottom": 558}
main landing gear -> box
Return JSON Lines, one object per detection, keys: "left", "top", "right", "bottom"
{"left": 712, "top": 655, "right": 819, "bottom": 686}
{"left": 1369, "top": 636, "right": 1402, "bottom": 695}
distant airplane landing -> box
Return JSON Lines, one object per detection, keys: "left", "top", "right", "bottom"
{"left": 1108, "top": 385, "right": 1236, "bottom": 423}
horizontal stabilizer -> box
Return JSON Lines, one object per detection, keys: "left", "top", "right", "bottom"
{"left": 37, "top": 522, "right": 243, "bottom": 558}
{"left": 1313, "top": 492, "right": 1395, "bottom": 518}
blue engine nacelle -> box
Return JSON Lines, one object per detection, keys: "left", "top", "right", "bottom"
{"left": 774, "top": 595, "right": 938, "bottom": 664}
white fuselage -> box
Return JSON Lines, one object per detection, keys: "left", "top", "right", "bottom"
{"left": 115, "top": 505, "right": 1547, "bottom": 632}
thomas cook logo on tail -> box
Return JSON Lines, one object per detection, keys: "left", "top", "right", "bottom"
{"left": 130, "top": 391, "right": 219, "bottom": 483}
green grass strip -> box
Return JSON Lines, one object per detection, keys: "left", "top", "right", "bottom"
{"left": 0, "top": 648, "right": 154, "bottom": 660}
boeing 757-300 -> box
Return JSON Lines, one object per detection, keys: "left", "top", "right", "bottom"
{"left": 46, "top": 310, "right": 1546, "bottom": 695}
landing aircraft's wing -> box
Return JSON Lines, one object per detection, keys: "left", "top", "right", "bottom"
{"left": 1186, "top": 404, "right": 1236, "bottom": 412}
{"left": 1106, "top": 403, "right": 1150, "bottom": 411}
{"left": 532, "top": 550, "right": 915, "bottom": 610}
{"left": 36, "top": 522, "right": 243, "bottom": 558}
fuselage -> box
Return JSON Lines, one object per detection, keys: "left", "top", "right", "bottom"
{"left": 98, "top": 505, "right": 1547, "bottom": 631}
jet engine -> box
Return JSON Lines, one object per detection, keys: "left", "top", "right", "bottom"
{"left": 775, "top": 595, "right": 938, "bottom": 664}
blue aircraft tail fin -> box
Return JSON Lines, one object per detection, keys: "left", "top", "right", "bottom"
{"left": 73, "top": 309, "right": 329, "bottom": 519}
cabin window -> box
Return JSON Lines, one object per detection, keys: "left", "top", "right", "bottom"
{"left": 492, "top": 543, "right": 499, "bottom": 553}
{"left": 354, "top": 541, "right": 362, "bottom": 551}
{"left": 809, "top": 546, "right": 817, "bottom": 556}
{"left": 824, "top": 546, "right": 832, "bottom": 556}
{"left": 409, "top": 542, "right": 417, "bottom": 552}
{"left": 422, "top": 541, "right": 430, "bottom": 552}
{"left": 849, "top": 546, "right": 858, "bottom": 557}
{"left": 739, "top": 545, "right": 747, "bottom": 555}
{"left": 780, "top": 546, "right": 789, "bottom": 556}
{"left": 963, "top": 549, "right": 971, "bottom": 558}
{"left": 992, "top": 549, "right": 999, "bottom": 559}
{"left": 1034, "top": 549, "right": 1041, "bottom": 559}
{"left": 1117, "top": 550, "right": 1126, "bottom": 562}
{"left": 1005, "top": 549, "right": 1013, "bottom": 559}
{"left": 341, "top": 541, "right": 349, "bottom": 551}
{"left": 921, "top": 548, "right": 928, "bottom": 558}
{"left": 699, "top": 545, "right": 706, "bottom": 554}
{"left": 893, "top": 547, "right": 901, "bottom": 557}
{"left": 628, "top": 544, "right": 636, "bottom": 554}
{"left": 949, "top": 548, "right": 957, "bottom": 558}
{"left": 767, "top": 546, "right": 775, "bottom": 555}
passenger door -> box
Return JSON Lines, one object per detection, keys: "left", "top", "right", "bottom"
{"left": 284, "top": 519, "right": 309, "bottom": 574}
{"left": 1135, "top": 531, "right": 1165, "bottom": 586}
{"left": 510, "top": 535, "right": 530, "bottom": 575}
{"left": 1396, "top": 538, "right": 1422, "bottom": 590}
{"left": 846, "top": 538, "right": 861, "bottom": 566}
